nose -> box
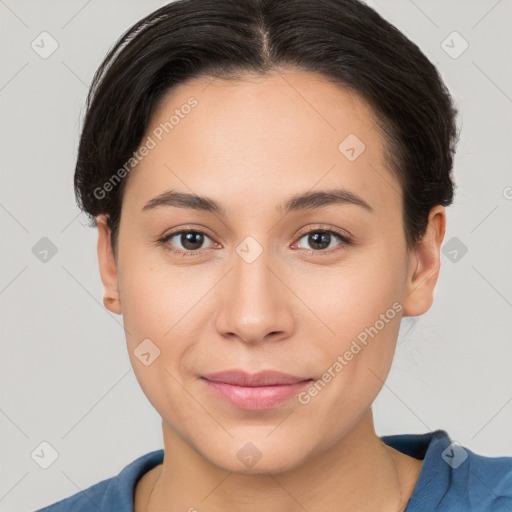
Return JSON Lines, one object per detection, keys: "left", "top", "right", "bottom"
{"left": 214, "top": 243, "right": 295, "bottom": 344}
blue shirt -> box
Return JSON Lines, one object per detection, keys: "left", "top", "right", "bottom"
{"left": 34, "top": 430, "right": 512, "bottom": 511}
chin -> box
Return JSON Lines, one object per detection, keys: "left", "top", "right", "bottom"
{"left": 199, "top": 435, "right": 313, "bottom": 476}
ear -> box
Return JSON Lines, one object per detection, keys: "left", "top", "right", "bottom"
{"left": 402, "top": 205, "right": 446, "bottom": 317}
{"left": 96, "top": 214, "right": 122, "bottom": 315}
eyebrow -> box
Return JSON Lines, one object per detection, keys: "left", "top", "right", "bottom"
{"left": 141, "top": 188, "right": 373, "bottom": 215}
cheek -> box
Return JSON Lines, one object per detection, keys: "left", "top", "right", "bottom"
{"left": 294, "top": 251, "right": 404, "bottom": 340}
{"left": 119, "top": 266, "right": 199, "bottom": 419}
{"left": 115, "top": 249, "right": 192, "bottom": 388}
{"left": 292, "top": 245, "right": 406, "bottom": 390}
{"left": 118, "top": 244, "right": 202, "bottom": 341}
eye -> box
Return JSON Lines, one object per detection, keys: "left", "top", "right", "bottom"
{"left": 159, "top": 229, "right": 216, "bottom": 256}
{"left": 158, "top": 226, "right": 353, "bottom": 258}
{"left": 294, "top": 228, "right": 352, "bottom": 254}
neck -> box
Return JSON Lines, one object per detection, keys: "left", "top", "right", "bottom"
{"left": 137, "top": 409, "right": 423, "bottom": 512}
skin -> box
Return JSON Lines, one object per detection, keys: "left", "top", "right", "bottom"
{"left": 96, "top": 68, "right": 445, "bottom": 511}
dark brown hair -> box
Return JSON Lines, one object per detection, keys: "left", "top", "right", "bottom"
{"left": 74, "top": 0, "right": 459, "bottom": 256}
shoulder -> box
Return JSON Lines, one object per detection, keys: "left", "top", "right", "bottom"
{"left": 430, "top": 430, "right": 512, "bottom": 490}
{"left": 382, "top": 429, "right": 512, "bottom": 511}
{"left": 461, "top": 443, "right": 512, "bottom": 510}
{"left": 32, "top": 449, "right": 164, "bottom": 512}
{"left": 33, "top": 478, "right": 112, "bottom": 512}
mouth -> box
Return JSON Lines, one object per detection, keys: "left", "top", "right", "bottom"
{"left": 200, "top": 369, "right": 314, "bottom": 410}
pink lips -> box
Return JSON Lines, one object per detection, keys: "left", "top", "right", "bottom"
{"left": 201, "top": 370, "right": 313, "bottom": 410}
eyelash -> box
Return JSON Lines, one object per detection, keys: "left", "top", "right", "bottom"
{"left": 158, "top": 226, "right": 353, "bottom": 258}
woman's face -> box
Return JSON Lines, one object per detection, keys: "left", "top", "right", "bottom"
{"left": 97, "top": 69, "right": 442, "bottom": 473}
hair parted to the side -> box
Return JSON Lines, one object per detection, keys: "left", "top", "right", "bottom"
{"left": 74, "top": 0, "right": 459, "bottom": 258}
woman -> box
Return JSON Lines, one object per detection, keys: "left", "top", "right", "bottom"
{"left": 35, "top": 0, "right": 512, "bottom": 510}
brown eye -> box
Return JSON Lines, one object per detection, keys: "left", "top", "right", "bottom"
{"left": 161, "top": 230, "right": 214, "bottom": 255}
{"left": 294, "top": 229, "right": 353, "bottom": 254}
{"left": 306, "top": 232, "right": 331, "bottom": 250}
{"left": 178, "top": 231, "right": 206, "bottom": 250}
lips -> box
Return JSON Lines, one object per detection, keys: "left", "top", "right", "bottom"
{"left": 200, "top": 370, "right": 314, "bottom": 410}
{"left": 201, "top": 369, "right": 312, "bottom": 387}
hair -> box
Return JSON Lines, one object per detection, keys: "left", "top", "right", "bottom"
{"left": 74, "top": 0, "right": 459, "bottom": 258}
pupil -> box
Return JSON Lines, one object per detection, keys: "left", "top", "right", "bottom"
{"left": 182, "top": 232, "right": 203, "bottom": 250}
{"left": 309, "top": 232, "right": 330, "bottom": 250}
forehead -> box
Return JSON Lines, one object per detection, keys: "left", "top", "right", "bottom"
{"left": 123, "top": 69, "right": 400, "bottom": 216}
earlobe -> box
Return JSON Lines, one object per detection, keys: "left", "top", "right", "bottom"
{"left": 96, "top": 214, "right": 122, "bottom": 315}
{"left": 402, "top": 206, "right": 446, "bottom": 317}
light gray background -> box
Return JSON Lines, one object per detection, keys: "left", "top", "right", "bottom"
{"left": 1, "top": 0, "right": 511, "bottom": 510}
